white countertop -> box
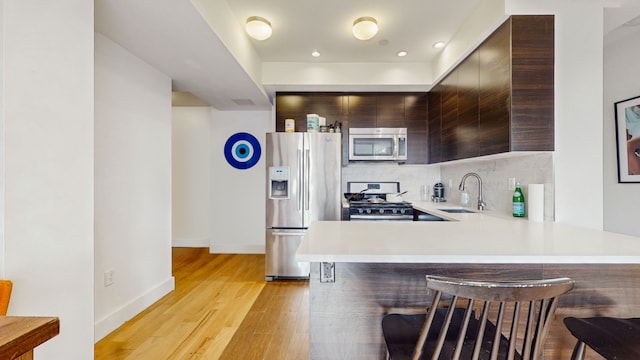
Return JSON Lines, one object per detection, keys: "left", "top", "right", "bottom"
{"left": 297, "top": 201, "right": 640, "bottom": 263}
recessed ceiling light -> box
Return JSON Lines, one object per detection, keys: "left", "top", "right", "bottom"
{"left": 352, "top": 17, "right": 378, "bottom": 40}
{"left": 433, "top": 41, "right": 446, "bottom": 49}
{"left": 245, "top": 16, "right": 272, "bottom": 41}
{"left": 397, "top": 51, "right": 408, "bottom": 57}
{"left": 312, "top": 51, "right": 320, "bottom": 57}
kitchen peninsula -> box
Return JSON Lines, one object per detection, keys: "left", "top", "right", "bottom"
{"left": 297, "top": 205, "right": 640, "bottom": 359}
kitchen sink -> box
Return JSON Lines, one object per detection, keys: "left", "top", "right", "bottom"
{"left": 438, "top": 208, "right": 475, "bottom": 214}
{"left": 413, "top": 209, "right": 450, "bottom": 221}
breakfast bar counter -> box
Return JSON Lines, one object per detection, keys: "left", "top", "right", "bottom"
{"left": 298, "top": 214, "right": 640, "bottom": 264}
{"left": 297, "top": 210, "right": 640, "bottom": 359}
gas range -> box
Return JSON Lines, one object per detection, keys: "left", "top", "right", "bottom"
{"left": 348, "top": 199, "right": 414, "bottom": 221}
{"left": 345, "top": 182, "right": 414, "bottom": 221}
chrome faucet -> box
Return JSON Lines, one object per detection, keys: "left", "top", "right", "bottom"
{"left": 459, "top": 173, "right": 486, "bottom": 211}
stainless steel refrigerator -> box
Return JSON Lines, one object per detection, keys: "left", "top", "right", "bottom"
{"left": 265, "top": 132, "right": 341, "bottom": 280}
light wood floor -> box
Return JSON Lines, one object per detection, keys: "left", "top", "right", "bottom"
{"left": 94, "top": 248, "right": 309, "bottom": 359}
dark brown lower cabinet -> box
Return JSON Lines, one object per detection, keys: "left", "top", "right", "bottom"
{"left": 309, "top": 262, "right": 640, "bottom": 360}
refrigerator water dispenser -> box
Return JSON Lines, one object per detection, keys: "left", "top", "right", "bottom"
{"left": 269, "top": 166, "right": 290, "bottom": 199}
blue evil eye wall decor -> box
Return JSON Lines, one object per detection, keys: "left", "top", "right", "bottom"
{"left": 224, "top": 132, "right": 261, "bottom": 170}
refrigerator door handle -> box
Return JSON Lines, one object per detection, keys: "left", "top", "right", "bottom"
{"left": 271, "top": 230, "right": 307, "bottom": 237}
{"left": 297, "top": 149, "right": 303, "bottom": 211}
{"left": 305, "top": 149, "right": 310, "bottom": 210}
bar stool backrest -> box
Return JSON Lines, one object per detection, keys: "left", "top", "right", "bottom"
{"left": 411, "top": 275, "right": 575, "bottom": 360}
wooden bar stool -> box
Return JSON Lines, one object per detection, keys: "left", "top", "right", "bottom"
{"left": 382, "top": 275, "right": 575, "bottom": 360}
{"left": 563, "top": 317, "right": 640, "bottom": 359}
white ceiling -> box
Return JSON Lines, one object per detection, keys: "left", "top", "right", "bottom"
{"left": 94, "top": 0, "right": 482, "bottom": 110}
{"left": 94, "top": 1, "right": 640, "bottom": 111}
{"left": 95, "top": 0, "right": 272, "bottom": 110}
{"left": 225, "top": 0, "right": 482, "bottom": 63}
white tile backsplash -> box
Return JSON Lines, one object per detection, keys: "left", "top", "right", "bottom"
{"left": 341, "top": 152, "right": 555, "bottom": 220}
{"left": 439, "top": 152, "right": 554, "bottom": 220}
{"left": 342, "top": 162, "right": 441, "bottom": 201}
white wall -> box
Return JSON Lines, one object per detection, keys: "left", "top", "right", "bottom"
{"left": 433, "top": 0, "right": 505, "bottom": 80}
{"left": 603, "top": 26, "right": 640, "bottom": 236}
{"left": 191, "top": 0, "right": 265, "bottom": 93}
{"left": 210, "top": 109, "right": 272, "bottom": 253}
{"left": 1, "top": 1, "right": 95, "bottom": 358}
{"left": 504, "top": 0, "right": 605, "bottom": 229}
{"left": 0, "top": 1, "right": 5, "bottom": 274}
{"left": 94, "top": 33, "right": 174, "bottom": 341}
{"left": 172, "top": 106, "right": 213, "bottom": 247}
{"left": 262, "top": 62, "right": 433, "bottom": 90}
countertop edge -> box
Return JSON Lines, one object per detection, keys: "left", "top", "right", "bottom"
{"left": 297, "top": 203, "right": 640, "bottom": 264}
{"left": 296, "top": 254, "right": 640, "bottom": 264}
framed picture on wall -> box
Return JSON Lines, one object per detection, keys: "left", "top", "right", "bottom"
{"left": 615, "top": 95, "right": 640, "bottom": 183}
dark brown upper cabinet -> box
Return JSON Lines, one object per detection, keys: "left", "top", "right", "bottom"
{"left": 428, "top": 15, "right": 554, "bottom": 163}
{"left": 375, "top": 94, "right": 406, "bottom": 128}
{"left": 440, "top": 71, "right": 459, "bottom": 162}
{"left": 345, "top": 95, "right": 377, "bottom": 128}
{"left": 427, "top": 88, "right": 443, "bottom": 163}
{"left": 275, "top": 93, "right": 346, "bottom": 133}
{"left": 510, "top": 16, "right": 554, "bottom": 151}
{"left": 275, "top": 92, "right": 428, "bottom": 164}
{"left": 478, "top": 19, "right": 511, "bottom": 156}
{"left": 404, "top": 94, "right": 429, "bottom": 164}
{"left": 457, "top": 52, "right": 480, "bottom": 160}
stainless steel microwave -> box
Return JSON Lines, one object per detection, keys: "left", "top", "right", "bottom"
{"left": 348, "top": 128, "right": 407, "bottom": 161}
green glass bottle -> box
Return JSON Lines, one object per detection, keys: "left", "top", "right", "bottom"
{"left": 512, "top": 182, "right": 525, "bottom": 217}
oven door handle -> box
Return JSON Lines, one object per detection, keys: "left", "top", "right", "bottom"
{"left": 349, "top": 214, "right": 413, "bottom": 221}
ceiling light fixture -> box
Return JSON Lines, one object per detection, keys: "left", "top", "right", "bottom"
{"left": 311, "top": 51, "right": 320, "bottom": 57}
{"left": 433, "top": 41, "right": 446, "bottom": 49}
{"left": 245, "top": 16, "right": 272, "bottom": 41}
{"left": 397, "top": 51, "right": 408, "bottom": 57}
{"left": 352, "top": 17, "right": 378, "bottom": 40}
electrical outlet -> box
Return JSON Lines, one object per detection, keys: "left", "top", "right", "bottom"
{"left": 104, "top": 269, "right": 114, "bottom": 287}
{"left": 508, "top": 177, "right": 516, "bottom": 191}
{"left": 320, "top": 262, "right": 335, "bottom": 283}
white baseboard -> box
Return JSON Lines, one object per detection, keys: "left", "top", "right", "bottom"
{"left": 209, "top": 243, "right": 265, "bottom": 254}
{"left": 172, "top": 237, "right": 210, "bottom": 247}
{"left": 94, "top": 276, "right": 175, "bottom": 342}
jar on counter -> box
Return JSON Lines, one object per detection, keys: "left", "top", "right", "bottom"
{"left": 285, "top": 119, "right": 295, "bottom": 132}
{"left": 306, "top": 114, "right": 319, "bottom": 132}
